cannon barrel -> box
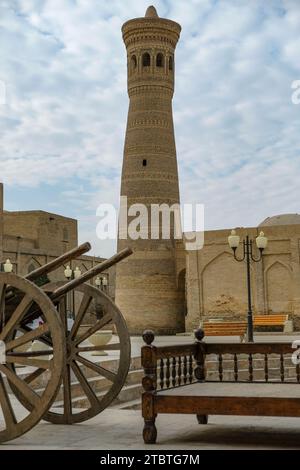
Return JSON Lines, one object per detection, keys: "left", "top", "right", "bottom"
{"left": 26, "top": 242, "right": 91, "bottom": 281}
{"left": 51, "top": 247, "right": 133, "bottom": 301}
{"left": 4, "top": 242, "right": 91, "bottom": 302}
{"left": 7, "top": 247, "right": 132, "bottom": 326}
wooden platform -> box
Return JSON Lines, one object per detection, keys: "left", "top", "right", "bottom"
{"left": 141, "top": 330, "right": 300, "bottom": 443}
{"left": 157, "top": 382, "right": 300, "bottom": 398}
{"left": 155, "top": 382, "right": 300, "bottom": 417}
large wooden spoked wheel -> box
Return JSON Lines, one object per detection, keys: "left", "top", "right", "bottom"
{"left": 0, "top": 273, "right": 64, "bottom": 443}
{"left": 42, "top": 282, "right": 131, "bottom": 424}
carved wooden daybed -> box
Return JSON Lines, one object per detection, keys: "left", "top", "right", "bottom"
{"left": 141, "top": 329, "right": 300, "bottom": 444}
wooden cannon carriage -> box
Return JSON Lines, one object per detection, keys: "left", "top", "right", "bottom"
{"left": 0, "top": 242, "right": 132, "bottom": 443}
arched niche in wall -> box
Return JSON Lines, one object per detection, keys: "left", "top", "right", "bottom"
{"left": 26, "top": 258, "right": 49, "bottom": 286}
{"left": 265, "top": 261, "right": 292, "bottom": 313}
{"left": 27, "top": 258, "right": 41, "bottom": 274}
{"left": 201, "top": 251, "right": 254, "bottom": 318}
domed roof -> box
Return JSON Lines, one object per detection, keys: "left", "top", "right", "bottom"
{"left": 259, "top": 214, "right": 300, "bottom": 227}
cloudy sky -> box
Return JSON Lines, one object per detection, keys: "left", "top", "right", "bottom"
{"left": 0, "top": 0, "right": 299, "bottom": 257}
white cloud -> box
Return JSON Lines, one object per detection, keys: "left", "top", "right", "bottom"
{"left": 0, "top": 0, "right": 300, "bottom": 256}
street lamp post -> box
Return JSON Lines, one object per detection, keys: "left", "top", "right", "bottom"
{"left": 95, "top": 276, "right": 101, "bottom": 289}
{"left": 94, "top": 276, "right": 107, "bottom": 320}
{"left": 64, "top": 265, "right": 82, "bottom": 323}
{"left": 64, "top": 265, "right": 73, "bottom": 322}
{"left": 95, "top": 275, "right": 108, "bottom": 292}
{"left": 228, "top": 230, "right": 268, "bottom": 342}
{"left": 102, "top": 275, "right": 108, "bottom": 293}
{"left": 73, "top": 266, "right": 82, "bottom": 279}
{"left": 73, "top": 266, "right": 81, "bottom": 321}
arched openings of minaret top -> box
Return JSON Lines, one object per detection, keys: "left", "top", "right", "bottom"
{"left": 131, "top": 54, "right": 137, "bottom": 71}
{"left": 142, "top": 52, "right": 151, "bottom": 67}
{"left": 127, "top": 48, "right": 175, "bottom": 78}
{"left": 156, "top": 52, "right": 164, "bottom": 67}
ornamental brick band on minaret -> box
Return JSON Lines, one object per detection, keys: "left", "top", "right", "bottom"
{"left": 115, "top": 6, "right": 185, "bottom": 335}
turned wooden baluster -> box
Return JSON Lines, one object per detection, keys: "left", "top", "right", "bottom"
{"left": 218, "top": 353, "right": 223, "bottom": 382}
{"left": 171, "top": 357, "right": 176, "bottom": 387}
{"left": 159, "top": 358, "right": 164, "bottom": 389}
{"left": 194, "top": 329, "right": 206, "bottom": 382}
{"left": 264, "top": 353, "right": 269, "bottom": 382}
{"left": 194, "top": 329, "right": 208, "bottom": 425}
{"left": 249, "top": 353, "right": 253, "bottom": 382}
{"left": 183, "top": 355, "right": 188, "bottom": 384}
{"left": 280, "top": 354, "right": 285, "bottom": 382}
{"left": 142, "top": 330, "right": 157, "bottom": 444}
{"left": 234, "top": 353, "right": 238, "bottom": 382}
{"left": 166, "top": 357, "right": 170, "bottom": 388}
{"left": 178, "top": 356, "right": 182, "bottom": 386}
{"left": 188, "top": 354, "right": 193, "bottom": 383}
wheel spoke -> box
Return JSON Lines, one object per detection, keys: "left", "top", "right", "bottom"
{"left": 70, "top": 294, "right": 92, "bottom": 339}
{"left": 76, "top": 355, "right": 117, "bottom": 382}
{"left": 78, "top": 343, "right": 121, "bottom": 353}
{"left": 71, "top": 361, "right": 99, "bottom": 407}
{"left": 0, "top": 374, "right": 17, "bottom": 430}
{"left": 0, "top": 295, "right": 33, "bottom": 341}
{"left": 58, "top": 296, "right": 68, "bottom": 336}
{"left": 0, "top": 283, "right": 6, "bottom": 304}
{"left": 8, "top": 350, "right": 53, "bottom": 357}
{"left": 0, "top": 364, "right": 41, "bottom": 408}
{"left": 5, "top": 356, "right": 51, "bottom": 370}
{"left": 24, "top": 368, "right": 45, "bottom": 385}
{"left": 18, "top": 325, "right": 53, "bottom": 347}
{"left": 0, "top": 274, "right": 65, "bottom": 438}
{"left": 75, "top": 313, "right": 112, "bottom": 345}
{"left": 6, "top": 323, "right": 50, "bottom": 351}
{"left": 0, "top": 283, "right": 7, "bottom": 332}
{"left": 63, "top": 364, "right": 72, "bottom": 421}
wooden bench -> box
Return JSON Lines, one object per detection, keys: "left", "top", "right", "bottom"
{"left": 141, "top": 329, "right": 300, "bottom": 444}
{"left": 253, "top": 314, "right": 288, "bottom": 331}
{"left": 203, "top": 321, "right": 247, "bottom": 342}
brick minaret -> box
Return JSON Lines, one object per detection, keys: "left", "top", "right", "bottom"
{"left": 0, "top": 183, "right": 3, "bottom": 264}
{"left": 115, "top": 6, "right": 184, "bottom": 334}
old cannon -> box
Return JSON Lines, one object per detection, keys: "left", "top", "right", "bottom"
{"left": 0, "top": 243, "right": 132, "bottom": 443}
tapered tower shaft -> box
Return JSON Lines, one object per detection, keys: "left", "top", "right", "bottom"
{"left": 116, "top": 6, "right": 184, "bottom": 334}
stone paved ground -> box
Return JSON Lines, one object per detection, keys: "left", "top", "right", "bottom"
{"left": 2, "top": 333, "right": 300, "bottom": 450}
{"left": 2, "top": 409, "right": 300, "bottom": 450}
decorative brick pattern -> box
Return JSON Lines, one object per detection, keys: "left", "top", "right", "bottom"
{"left": 115, "top": 8, "right": 185, "bottom": 335}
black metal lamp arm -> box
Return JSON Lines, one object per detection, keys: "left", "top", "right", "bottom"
{"left": 232, "top": 240, "right": 246, "bottom": 262}
{"left": 250, "top": 240, "right": 264, "bottom": 262}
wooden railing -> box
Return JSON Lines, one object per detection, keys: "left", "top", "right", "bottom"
{"left": 205, "top": 342, "right": 299, "bottom": 384}
{"left": 141, "top": 329, "right": 300, "bottom": 393}
{"left": 141, "top": 332, "right": 199, "bottom": 392}
{"left": 158, "top": 353, "right": 196, "bottom": 389}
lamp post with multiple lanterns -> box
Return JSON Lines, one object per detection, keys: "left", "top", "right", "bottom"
{"left": 228, "top": 230, "right": 268, "bottom": 342}
{"left": 64, "top": 265, "right": 81, "bottom": 321}
{"left": 95, "top": 275, "right": 108, "bottom": 292}
{"left": 95, "top": 275, "right": 108, "bottom": 320}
